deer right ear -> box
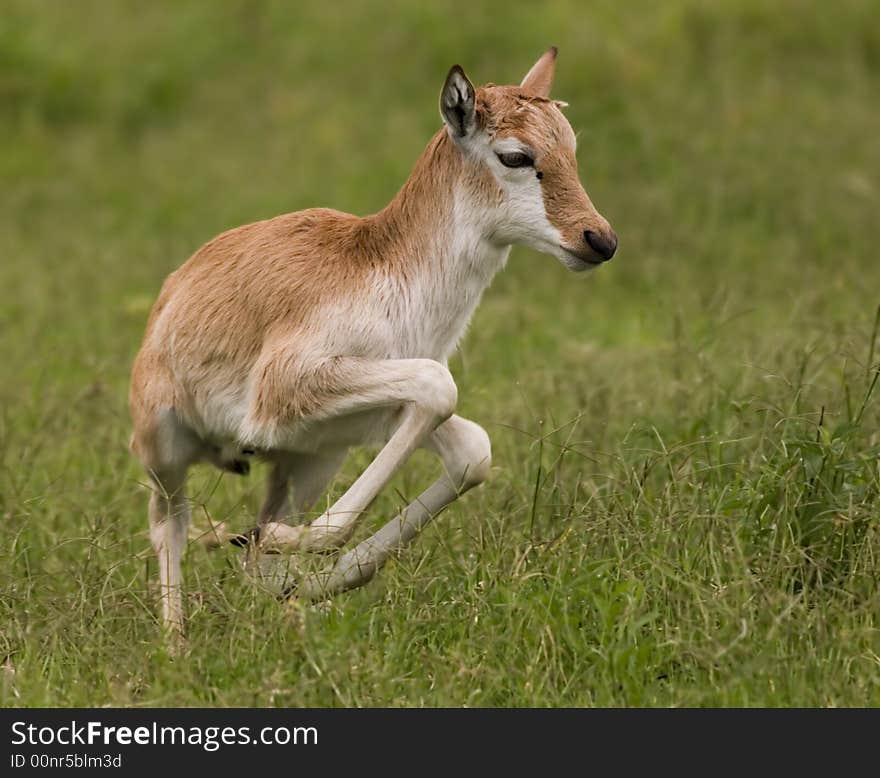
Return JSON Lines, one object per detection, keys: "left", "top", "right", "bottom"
{"left": 440, "top": 65, "right": 476, "bottom": 140}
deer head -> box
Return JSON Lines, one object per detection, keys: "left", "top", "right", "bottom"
{"left": 440, "top": 48, "right": 617, "bottom": 271}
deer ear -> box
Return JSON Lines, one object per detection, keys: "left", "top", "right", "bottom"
{"left": 440, "top": 65, "right": 477, "bottom": 139}
{"left": 520, "top": 46, "right": 557, "bottom": 97}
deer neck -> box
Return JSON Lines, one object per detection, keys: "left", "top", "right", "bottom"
{"left": 361, "top": 130, "right": 510, "bottom": 358}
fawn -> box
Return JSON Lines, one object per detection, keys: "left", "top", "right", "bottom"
{"left": 129, "top": 48, "right": 617, "bottom": 637}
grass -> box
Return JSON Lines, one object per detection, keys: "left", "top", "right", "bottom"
{"left": 1, "top": 0, "right": 879, "bottom": 707}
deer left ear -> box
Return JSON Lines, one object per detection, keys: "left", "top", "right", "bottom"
{"left": 440, "top": 65, "right": 477, "bottom": 139}
{"left": 520, "top": 46, "right": 557, "bottom": 97}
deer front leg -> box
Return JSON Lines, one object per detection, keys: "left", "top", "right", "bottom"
{"left": 295, "top": 414, "right": 491, "bottom": 599}
{"left": 258, "top": 358, "right": 458, "bottom": 553}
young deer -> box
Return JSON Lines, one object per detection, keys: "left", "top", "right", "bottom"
{"left": 130, "top": 48, "right": 617, "bottom": 638}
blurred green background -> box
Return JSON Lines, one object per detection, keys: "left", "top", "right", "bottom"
{"left": 1, "top": 0, "right": 878, "bottom": 706}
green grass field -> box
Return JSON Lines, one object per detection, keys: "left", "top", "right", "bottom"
{"left": 2, "top": 0, "right": 879, "bottom": 707}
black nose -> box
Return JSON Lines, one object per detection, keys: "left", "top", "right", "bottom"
{"left": 584, "top": 229, "right": 617, "bottom": 261}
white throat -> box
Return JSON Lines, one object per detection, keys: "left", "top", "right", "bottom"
{"left": 398, "top": 184, "right": 510, "bottom": 360}
{"left": 314, "top": 183, "right": 510, "bottom": 364}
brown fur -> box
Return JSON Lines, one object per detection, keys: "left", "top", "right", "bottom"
{"left": 130, "top": 129, "right": 498, "bottom": 455}
{"left": 477, "top": 84, "right": 611, "bottom": 253}
{"left": 130, "top": 49, "right": 618, "bottom": 639}
{"left": 131, "top": 80, "right": 610, "bottom": 462}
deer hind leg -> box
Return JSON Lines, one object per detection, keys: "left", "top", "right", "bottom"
{"left": 258, "top": 450, "right": 347, "bottom": 526}
{"left": 257, "top": 357, "right": 458, "bottom": 553}
{"left": 148, "top": 468, "right": 190, "bottom": 640}
{"left": 132, "top": 409, "right": 201, "bottom": 644}
{"left": 295, "top": 414, "right": 491, "bottom": 599}
{"left": 257, "top": 456, "right": 295, "bottom": 526}
{"left": 131, "top": 394, "right": 205, "bottom": 651}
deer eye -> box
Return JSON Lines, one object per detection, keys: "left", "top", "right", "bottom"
{"left": 496, "top": 151, "right": 533, "bottom": 168}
